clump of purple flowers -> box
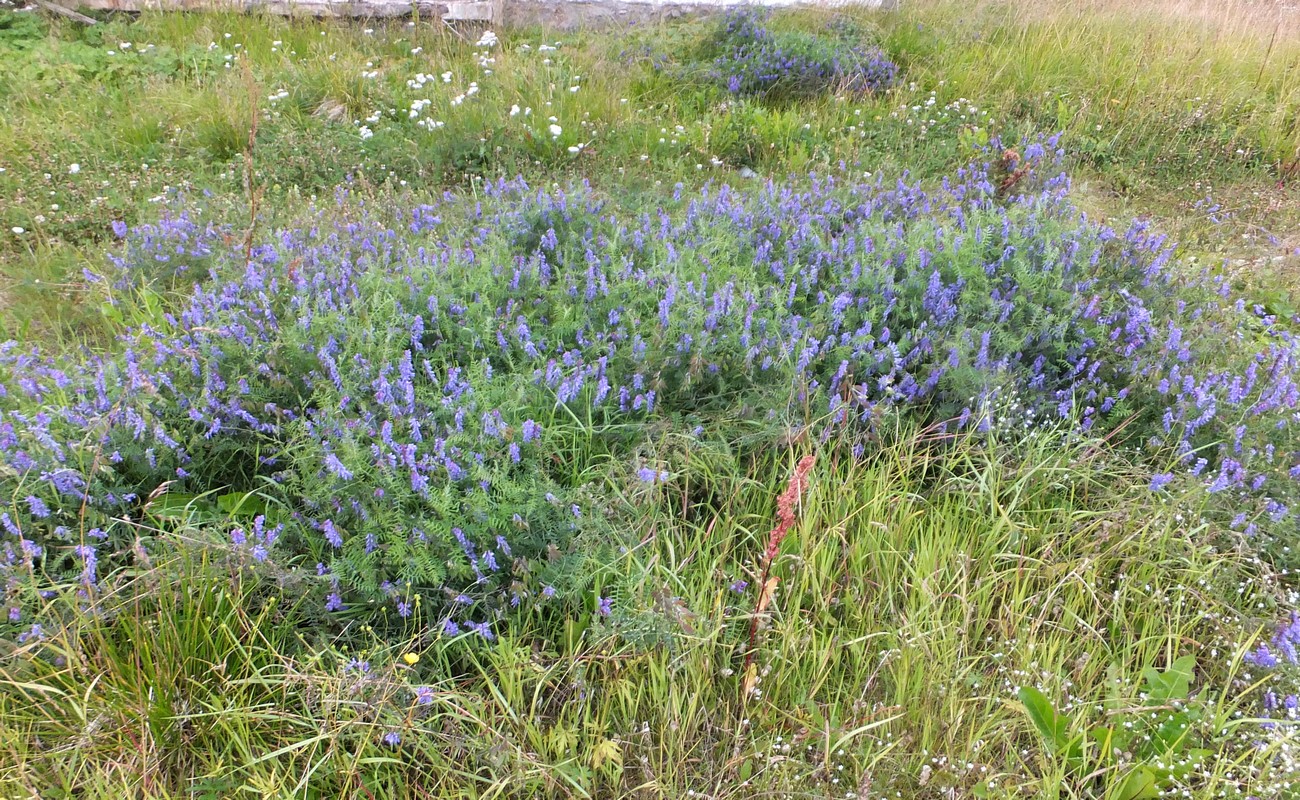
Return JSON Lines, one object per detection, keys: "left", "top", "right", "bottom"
{"left": 230, "top": 515, "right": 282, "bottom": 564}
{"left": 3, "top": 136, "right": 1300, "bottom": 639}
{"left": 1245, "top": 612, "right": 1300, "bottom": 729}
{"left": 702, "top": 9, "right": 897, "bottom": 102}
{"left": 1247, "top": 613, "right": 1300, "bottom": 670}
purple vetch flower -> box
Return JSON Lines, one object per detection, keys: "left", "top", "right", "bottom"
{"left": 413, "top": 686, "right": 435, "bottom": 705}
{"left": 322, "top": 519, "right": 343, "bottom": 548}
{"left": 598, "top": 596, "right": 613, "bottom": 616}
{"left": 637, "top": 467, "right": 671, "bottom": 484}
{"left": 521, "top": 419, "right": 541, "bottom": 443}
{"left": 1245, "top": 644, "right": 1278, "bottom": 669}
{"left": 1148, "top": 473, "right": 1174, "bottom": 491}
{"left": 74, "top": 544, "right": 98, "bottom": 585}
{"left": 325, "top": 593, "right": 344, "bottom": 612}
{"left": 24, "top": 496, "right": 51, "bottom": 518}
{"left": 442, "top": 618, "right": 462, "bottom": 636}
{"left": 382, "top": 731, "right": 401, "bottom": 747}
{"left": 729, "top": 580, "right": 749, "bottom": 593}
{"left": 466, "top": 620, "right": 494, "bottom": 640}
{"left": 323, "top": 452, "right": 354, "bottom": 480}
{"left": 1246, "top": 612, "right": 1300, "bottom": 669}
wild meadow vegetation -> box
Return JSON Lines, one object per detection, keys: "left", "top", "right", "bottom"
{"left": 1, "top": 0, "right": 1300, "bottom": 797}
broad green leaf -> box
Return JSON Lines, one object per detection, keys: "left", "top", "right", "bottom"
{"left": 1113, "top": 767, "right": 1158, "bottom": 800}
{"left": 1150, "top": 711, "right": 1192, "bottom": 756}
{"left": 1164, "top": 655, "right": 1196, "bottom": 699}
{"left": 144, "top": 492, "right": 220, "bottom": 523}
{"left": 1143, "top": 655, "right": 1196, "bottom": 703}
{"left": 1018, "top": 687, "right": 1070, "bottom": 751}
{"left": 217, "top": 491, "right": 268, "bottom": 518}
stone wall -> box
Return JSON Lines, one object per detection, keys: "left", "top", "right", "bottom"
{"left": 64, "top": 0, "right": 894, "bottom": 26}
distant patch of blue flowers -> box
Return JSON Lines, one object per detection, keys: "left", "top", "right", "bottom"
{"left": 704, "top": 9, "right": 897, "bottom": 101}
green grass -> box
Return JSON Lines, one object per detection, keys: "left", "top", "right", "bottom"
{"left": 2, "top": 1, "right": 1299, "bottom": 344}
{"left": 1, "top": 429, "right": 1289, "bottom": 798}
{"left": 3, "top": 3, "right": 1300, "bottom": 797}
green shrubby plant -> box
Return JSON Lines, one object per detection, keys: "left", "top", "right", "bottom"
{"left": 1014, "top": 658, "right": 1212, "bottom": 800}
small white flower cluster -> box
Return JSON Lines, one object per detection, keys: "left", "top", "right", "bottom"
{"left": 409, "top": 98, "right": 431, "bottom": 119}
{"left": 351, "top": 35, "right": 594, "bottom": 146}
{"left": 890, "top": 91, "right": 994, "bottom": 138}
{"left": 450, "top": 83, "right": 479, "bottom": 107}
{"left": 106, "top": 41, "right": 160, "bottom": 56}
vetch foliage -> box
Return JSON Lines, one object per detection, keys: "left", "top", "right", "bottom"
{"left": 3, "top": 139, "right": 1300, "bottom": 643}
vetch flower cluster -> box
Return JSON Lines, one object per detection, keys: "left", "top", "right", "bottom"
{"left": 4, "top": 138, "right": 1300, "bottom": 640}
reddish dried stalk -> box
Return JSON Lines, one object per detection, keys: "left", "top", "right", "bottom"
{"left": 742, "top": 454, "right": 816, "bottom": 686}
